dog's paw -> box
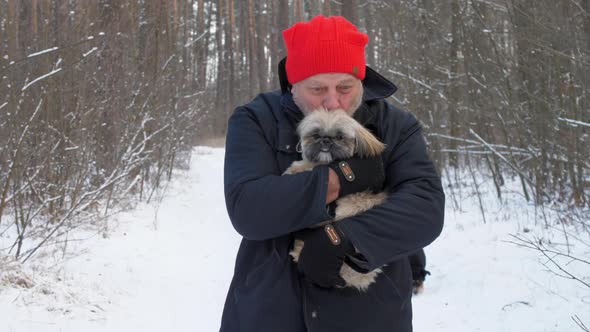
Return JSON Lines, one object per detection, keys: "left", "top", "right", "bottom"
{"left": 340, "top": 263, "right": 382, "bottom": 292}
{"left": 284, "top": 160, "right": 314, "bottom": 175}
{"left": 334, "top": 191, "right": 387, "bottom": 220}
{"left": 289, "top": 239, "right": 304, "bottom": 263}
{"left": 412, "top": 279, "right": 425, "bottom": 295}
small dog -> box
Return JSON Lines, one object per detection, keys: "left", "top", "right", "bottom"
{"left": 284, "top": 109, "right": 387, "bottom": 291}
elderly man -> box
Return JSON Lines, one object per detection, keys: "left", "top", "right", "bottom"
{"left": 221, "top": 15, "right": 444, "bottom": 332}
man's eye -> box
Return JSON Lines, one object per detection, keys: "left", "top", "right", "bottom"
{"left": 338, "top": 86, "right": 352, "bottom": 93}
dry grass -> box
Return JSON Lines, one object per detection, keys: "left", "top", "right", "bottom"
{"left": 0, "top": 255, "right": 34, "bottom": 288}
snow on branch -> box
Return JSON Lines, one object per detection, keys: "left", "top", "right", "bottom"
{"left": 429, "top": 132, "right": 533, "bottom": 156}
{"left": 388, "top": 69, "right": 448, "bottom": 100}
{"left": 0, "top": 99, "right": 43, "bottom": 227}
{"left": 19, "top": 117, "right": 171, "bottom": 263}
{"left": 82, "top": 47, "right": 98, "bottom": 58}
{"left": 184, "top": 31, "right": 208, "bottom": 48}
{"left": 21, "top": 68, "right": 62, "bottom": 91}
{"left": 27, "top": 47, "right": 59, "bottom": 58}
{"left": 468, "top": 129, "right": 539, "bottom": 189}
{"left": 558, "top": 117, "right": 590, "bottom": 128}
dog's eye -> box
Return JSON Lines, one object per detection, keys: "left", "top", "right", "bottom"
{"left": 334, "top": 133, "right": 344, "bottom": 140}
{"left": 312, "top": 134, "right": 321, "bottom": 140}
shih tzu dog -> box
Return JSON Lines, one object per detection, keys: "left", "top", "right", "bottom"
{"left": 284, "top": 109, "right": 387, "bottom": 291}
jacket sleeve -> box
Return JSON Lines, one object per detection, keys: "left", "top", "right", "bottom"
{"left": 224, "top": 107, "right": 333, "bottom": 240}
{"left": 338, "top": 112, "right": 445, "bottom": 271}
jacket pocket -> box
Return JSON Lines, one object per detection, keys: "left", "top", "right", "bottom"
{"left": 302, "top": 259, "right": 413, "bottom": 332}
{"left": 233, "top": 243, "right": 305, "bottom": 332}
{"left": 381, "top": 257, "right": 413, "bottom": 306}
{"left": 242, "top": 242, "right": 280, "bottom": 288}
{"left": 276, "top": 127, "right": 301, "bottom": 173}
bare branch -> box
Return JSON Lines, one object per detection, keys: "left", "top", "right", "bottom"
{"left": 506, "top": 234, "right": 590, "bottom": 289}
{"left": 573, "top": 315, "right": 590, "bottom": 332}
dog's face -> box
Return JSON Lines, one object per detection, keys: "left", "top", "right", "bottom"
{"left": 297, "top": 109, "right": 386, "bottom": 164}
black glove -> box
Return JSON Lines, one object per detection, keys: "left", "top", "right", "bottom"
{"left": 296, "top": 223, "right": 355, "bottom": 288}
{"left": 328, "top": 155, "right": 385, "bottom": 198}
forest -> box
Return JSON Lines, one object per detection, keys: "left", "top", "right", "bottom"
{"left": 0, "top": 0, "right": 588, "bottom": 261}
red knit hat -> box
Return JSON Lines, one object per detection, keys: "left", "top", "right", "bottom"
{"left": 282, "top": 15, "right": 369, "bottom": 84}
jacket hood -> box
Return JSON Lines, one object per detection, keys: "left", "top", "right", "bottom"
{"left": 278, "top": 57, "right": 397, "bottom": 101}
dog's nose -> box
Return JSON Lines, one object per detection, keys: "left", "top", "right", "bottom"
{"left": 320, "top": 138, "right": 333, "bottom": 150}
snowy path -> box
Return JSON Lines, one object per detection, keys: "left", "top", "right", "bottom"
{"left": 2, "top": 148, "right": 240, "bottom": 331}
{"left": 2, "top": 147, "right": 588, "bottom": 331}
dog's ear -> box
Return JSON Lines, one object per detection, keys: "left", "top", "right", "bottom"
{"left": 354, "top": 125, "right": 386, "bottom": 157}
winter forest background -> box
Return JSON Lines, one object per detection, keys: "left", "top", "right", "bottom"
{"left": 0, "top": 1, "right": 589, "bottom": 329}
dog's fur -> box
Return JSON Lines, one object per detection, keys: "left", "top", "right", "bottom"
{"left": 284, "top": 109, "right": 387, "bottom": 291}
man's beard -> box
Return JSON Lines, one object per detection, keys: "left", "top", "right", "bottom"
{"left": 292, "top": 86, "right": 364, "bottom": 116}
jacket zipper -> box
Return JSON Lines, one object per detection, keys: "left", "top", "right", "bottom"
{"left": 300, "top": 280, "right": 312, "bottom": 331}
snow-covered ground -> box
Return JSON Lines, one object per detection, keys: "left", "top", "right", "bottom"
{"left": 1, "top": 147, "right": 589, "bottom": 331}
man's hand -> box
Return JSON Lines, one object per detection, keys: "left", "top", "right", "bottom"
{"left": 296, "top": 224, "right": 354, "bottom": 288}
{"left": 328, "top": 155, "right": 385, "bottom": 198}
{"left": 326, "top": 168, "right": 341, "bottom": 204}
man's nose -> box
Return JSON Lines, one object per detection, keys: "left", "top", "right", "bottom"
{"left": 322, "top": 92, "right": 340, "bottom": 110}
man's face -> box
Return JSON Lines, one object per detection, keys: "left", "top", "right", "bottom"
{"left": 291, "top": 73, "right": 363, "bottom": 115}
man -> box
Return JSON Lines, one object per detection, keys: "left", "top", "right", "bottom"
{"left": 221, "top": 15, "right": 444, "bottom": 332}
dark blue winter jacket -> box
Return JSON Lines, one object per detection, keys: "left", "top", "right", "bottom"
{"left": 221, "top": 60, "right": 444, "bottom": 332}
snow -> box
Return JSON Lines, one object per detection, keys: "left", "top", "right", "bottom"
{"left": 21, "top": 68, "right": 62, "bottom": 91}
{"left": 558, "top": 117, "right": 590, "bottom": 128}
{"left": 27, "top": 47, "right": 59, "bottom": 58}
{"left": 1, "top": 147, "right": 589, "bottom": 331}
{"left": 414, "top": 217, "right": 588, "bottom": 332}
{"left": 82, "top": 47, "right": 98, "bottom": 58}
{"left": 184, "top": 31, "right": 208, "bottom": 48}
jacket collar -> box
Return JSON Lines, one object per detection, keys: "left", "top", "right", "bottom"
{"left": 278, "top": 57, "right": 397, "bottom": 101}
{"left": 280, "top": 93, "right": 305, "bottom": 125}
